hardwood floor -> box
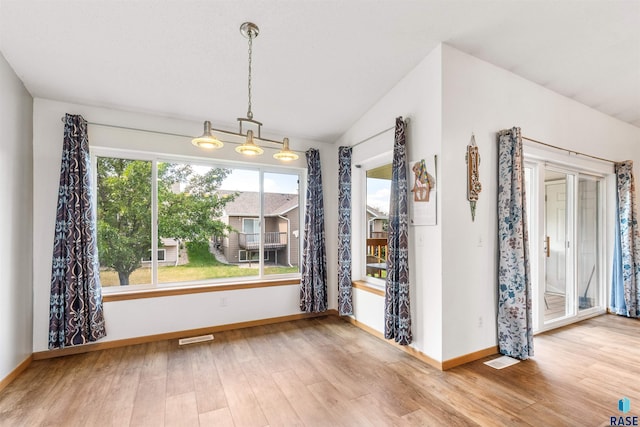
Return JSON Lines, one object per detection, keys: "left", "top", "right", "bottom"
{"left": 0, "top": 314, "right": 638, "bottom": 426}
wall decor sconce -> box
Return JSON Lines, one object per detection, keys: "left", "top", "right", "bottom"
{"left": 466, "top": 133, "right": 482, "bottom": 221}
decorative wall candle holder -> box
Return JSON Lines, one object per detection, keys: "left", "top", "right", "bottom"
{"left": 466, "top": 134, "right": 482, "bottom": 221}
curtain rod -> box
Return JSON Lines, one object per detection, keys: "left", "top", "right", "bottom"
{"left": 522, "top": 135, "right": 616, "bottom": 164}
{"left": 350, "top": 117, "right": 410, "bottom": 148}
{"left": 59, "top": 117, "right": 306, "bottom": 154}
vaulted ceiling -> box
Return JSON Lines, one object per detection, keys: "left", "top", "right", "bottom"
{"left": 1, "top": 0, "right": 638, "bottom": 143}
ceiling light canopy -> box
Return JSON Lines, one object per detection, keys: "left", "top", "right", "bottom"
{"left": 192, "top": 22, "right": 299, "bottom": 162}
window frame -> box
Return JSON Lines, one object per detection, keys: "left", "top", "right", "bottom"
{"left": 238, "top": 249, "right": 269, "bottom": 262}
{"left": 91, "top": 146, "right": 304, "bottom": 294}
{"left": 241, "top": 217, "right": 261, "bottom": 247}
{"left": 242, "top": 218, "right": 261, "bottom": 233}
{"left": 357, "top": 152, "right": 393, "bottom": 289}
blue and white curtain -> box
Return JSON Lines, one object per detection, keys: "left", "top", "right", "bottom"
{"left": 497, "top": 127, "right": 533, "bottom": 360}
{"left": 49, "top": 114, "right": 106, "bottom": 349}
{"left": 300, "top": 149, "right": 328, "bottom": 313}
{"left": 611, "top": 161, "right": 640, "bottom": 318}
{"left": 338, "top": 146, "right": 353, "bottom": 316}
{"left": 384, "top": 117, "right": 412, "bottom": 345}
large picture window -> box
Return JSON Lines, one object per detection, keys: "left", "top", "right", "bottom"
{"left": 95, "top": 152, "right": 302, "bottom": 289}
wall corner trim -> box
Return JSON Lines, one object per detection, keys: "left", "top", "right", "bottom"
{"left": 0, "top": 355, "right": 33, "bottom": 393}
{"left": 339, "top": 314, "right": 499, "bottom": 371}
{"left": 441, "top": 346, "right": 499, "bottom": 370}
{"left": 338, "top": 315, "right": 443, "bottom": 370}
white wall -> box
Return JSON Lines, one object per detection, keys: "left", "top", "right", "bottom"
{"left": 334, "top": 42, "right": 640, "bottom": 364}
{"left": 32, "top": 98, "right": 334, "bottom": 352}
{"left": 335, "top": 45, "right": 444, "bottom": 361}
{"left": 0, "top": 52, "right": 33, "bottom": 378}
{"left": 439, "top": 44, "right": 640, "bottom": 360}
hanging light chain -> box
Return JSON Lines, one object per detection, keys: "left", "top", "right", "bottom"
{"left": 247, "top": 29, "right": 253, "bottom": 120}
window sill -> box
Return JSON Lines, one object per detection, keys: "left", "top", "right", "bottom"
{"left": 352, "top": 280, "right": 385, "bottom": 297}
{"left": 103, "top": 278, "right": 300, "bottom": 302}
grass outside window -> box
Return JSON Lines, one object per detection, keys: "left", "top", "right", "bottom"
{"left": 100, "top": 242, "right": 298, "bottom": 287}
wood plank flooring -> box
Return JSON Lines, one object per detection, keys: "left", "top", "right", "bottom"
{"left": 0, "top": 314, "right": 638, "bottom": 426}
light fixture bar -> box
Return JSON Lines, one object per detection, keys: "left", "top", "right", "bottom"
{"left": 238, "top": 117, "right": 262, "bottom": 139}
{"left": 205, "top": 123, "right": 284, "bottom": 146}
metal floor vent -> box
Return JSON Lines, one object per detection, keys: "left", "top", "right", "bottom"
{"left": 178, "top": 334, "right": 214, "bottom": 346}
{"left": 484, "top": 356, "right": 520, "bottom": 370}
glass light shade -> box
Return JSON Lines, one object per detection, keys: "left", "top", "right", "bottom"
{"left": 273, "top": 137, "right": 299, "bottom": 161}
{"left": 235, "top": 130, "right": 264, "bottom": 156}
{"left": 192, "top": 121, "right": 223, "bottom": 149}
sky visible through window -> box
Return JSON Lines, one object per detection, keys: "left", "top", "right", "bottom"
{"left": 367, "top": 177, "right": 391, "bottom": 214}
{"left": 191, "top": 167, "right": 299, "bottom": 194}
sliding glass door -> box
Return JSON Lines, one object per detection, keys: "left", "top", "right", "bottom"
{"left": 525, "top": 162, "right": 604, "bottom": 332}
{"left": 544, "top": 169, "right": 573, "bottom": 323}
{"left": 576, "top": 177, "right": 601, "bottom": 313}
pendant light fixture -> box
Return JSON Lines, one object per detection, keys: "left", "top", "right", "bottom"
{"left": 273, "top": 138, "right": 298, "bottom": 161}
{"left": 192, "top": 121, "right": 223, "bottom": 149}
{"left": 192, "top": 22, "right": 299, "bottom": 161}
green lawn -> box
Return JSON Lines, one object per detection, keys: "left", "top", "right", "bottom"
{"left": 100, "top": 242, "right": 299, "bottom": 287}
{"left": 366, "top": 271, "right": 387, "bottom": 279}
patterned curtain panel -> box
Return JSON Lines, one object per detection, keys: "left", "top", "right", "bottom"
{"left": 49, "top": 114, "right": 107, "bottom": 349}
{"left": 300, "top": 148, "right": 328, "bottom": 313}
{"left": 611, "top": 161, "right": 640, "bottom": 317}
{"left": 497, "top": 127, "right": 533, "bottom": 360}
{"left": 384, "top": 117, "right": 412, "bottom": 345}
{"left": 338, "top": 146, "right": 354, "bottom": 315}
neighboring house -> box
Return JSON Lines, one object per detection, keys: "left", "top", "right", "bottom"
{"left": 142, "top": 238, "right": 180, "bottom": 267}
{"left": 366, "top": 205, "right": 388, "bottom": 275}
{"left": 219, "top": 191, "right": 299, "bottom": 266}
{"left": 366, "top": 205, "right": 388, "bottom": 239}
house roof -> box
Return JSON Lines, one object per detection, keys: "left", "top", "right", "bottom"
{"left": 220, "top": 191, "right": 298, "bottom": 217}
{"left": 160, "top": 238, "right": 179, "bottom": 247}
{"left": 367, "top": 205, "right": 388, "bottom": 219}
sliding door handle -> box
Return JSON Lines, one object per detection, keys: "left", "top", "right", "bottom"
{"left": 545, "top": 236, "right": 550, "bottom": 257}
